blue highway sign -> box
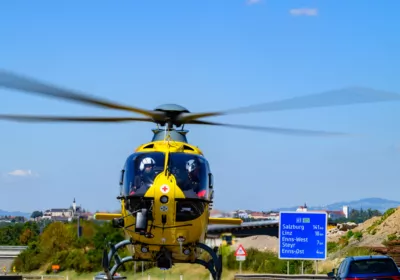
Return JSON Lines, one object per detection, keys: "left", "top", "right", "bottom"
{"left": 278, "top": 211, "right": 328, "bottom": 260}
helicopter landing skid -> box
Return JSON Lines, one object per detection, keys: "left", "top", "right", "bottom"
{"left": 101, "top": 239, "right": 132, "bottom": 280}
{"left": 195, "top": 242, "right": 223, "bottom": 280}
{"left": 100, "top": 239, "right": 222, "bottom": 280}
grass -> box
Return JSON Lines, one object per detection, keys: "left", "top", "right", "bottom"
{"left": 345, "top": 247, "right": 377, "bottom": 257}
{"left": 23, "top": 264, "right": 238, "bottom": 280}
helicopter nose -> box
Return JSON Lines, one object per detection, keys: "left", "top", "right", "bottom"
{"left": 153, "top": 181, "right": 174, "bottom": 225}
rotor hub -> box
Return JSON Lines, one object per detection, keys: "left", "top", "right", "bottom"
{"left": 152, "top": 104, "right": 190, "bottom": 127}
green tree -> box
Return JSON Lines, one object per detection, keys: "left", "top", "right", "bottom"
{"left": 31, "top": 211, "right": 43, "bottom": 219}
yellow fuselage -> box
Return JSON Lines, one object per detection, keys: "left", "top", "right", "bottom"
{"left": 123, "top": 141, "right": 210, "bottom": 262}
{"left": 94, "top": 139, "right": 242, "bottom": 265}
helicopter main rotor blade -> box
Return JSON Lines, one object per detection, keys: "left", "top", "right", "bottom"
{"left": 0, "top": 114, "right": 154, "bottom": 123}
{"left": 0, "top": 70, "right": 161, "bottom": 119}
{"left": 178, "top": 87, "right": 400, "bottom": 122}
{"left": 189, "top": 119, "right": 352, "bottom": 137}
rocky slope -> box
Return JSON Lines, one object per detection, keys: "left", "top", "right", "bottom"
{"left": 352, "top": 206, "right": 400, "bottom": 247}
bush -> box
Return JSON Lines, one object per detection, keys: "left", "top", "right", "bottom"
{"left": 223, "top": 248, "right": 314, "bottom": 274}
{"left": 327, "top": 242, "right": 339, "bottom": 253}
{"left": 12, "top": 241, "right": 42, "bottom": 272}
{"left": 346, "top": 230, "right": 354, "bottom": 239}
{"left": 387, "top": 233, "right": 398, "bottom": 241}
{"left": 338, "top": 235, "right": 349, "bottom": 247}
{"left": 353, "top": 231, "right": 363, "bottom": 241}
{"left": 12, "top": 220, "right": 128, "bottom": 274}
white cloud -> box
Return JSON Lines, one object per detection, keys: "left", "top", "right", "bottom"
{"left": 7, "top": 169, "right": 38, "bottom": 177}
{"left": 246, "top": 0, "right": 261, "bottom": 5}
{"left": 289, "top": 8, "right": 318, "bottom": 16}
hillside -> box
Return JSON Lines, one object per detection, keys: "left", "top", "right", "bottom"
{"left": 274, "top": 197, "right": 400, "bottom": 213}
{"left": 352, "top": 206, "right": 400, "bottom": 247}
{"left": 0, "top": 209, "right": 31, "bottom": 218}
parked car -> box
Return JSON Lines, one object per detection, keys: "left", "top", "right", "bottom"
{"left": 327, "top": 255, "right": 400, "bottom": 279}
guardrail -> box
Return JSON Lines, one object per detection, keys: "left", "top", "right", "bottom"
{"left": 0, "top": 246, "right": 28, "bottom": 250}
{"left": 0, "top": 275, "right": 67, "bottom": 280}
{"left": 22, "top": 276, "right": 67, "bottom": 280}
{"left": 0, "top": 254, "right": 21, "bottom": 257}
{"left": 234, "top": 274, "right": 331, "bottom": 280}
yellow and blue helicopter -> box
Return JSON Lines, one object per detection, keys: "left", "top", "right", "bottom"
{"left": 1, "top": 70, "right": 399, "bottom": 279}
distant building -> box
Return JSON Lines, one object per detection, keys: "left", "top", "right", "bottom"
{"left": 235, "top": 210, "right": 251, "bottom": 219}
{"left": 295, "top": 203, "right": 349, "bottom": 219}
{"left": 264, "top": 212, "right": 279, "bottom": 220}
{"left": 342, "top": 205, "right": 349, "bottom": 218}
{"left": 250, "top": 212, "right": 265, "bottom": 219}
{"left": 41, "top": 198, "right": 92, "bottom": 222}
{"left": 296, "top": 203, "right": 309, "bottom": 212}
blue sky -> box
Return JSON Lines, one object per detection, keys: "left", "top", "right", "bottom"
{"left": 1, "top": 0, "right": 400, "bottom": 213}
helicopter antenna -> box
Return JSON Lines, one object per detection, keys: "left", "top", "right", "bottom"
{"left": 163, "top": 124, "right": 167, "bottom": 142}
{"left": 163, "top": 123, "right": 173, "bottom": 143}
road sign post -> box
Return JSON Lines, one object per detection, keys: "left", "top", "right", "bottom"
{"left": 235, "top": 244, "right": 247, "bottom": 274}
{"left": 278, "top": 211, "right": 327, "bottom": 266}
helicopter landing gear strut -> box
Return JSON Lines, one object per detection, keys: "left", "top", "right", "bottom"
{"left": 100, "top": 239, "right": 223, "bottom": 280}
{"left": 195, "top": 243, "right": 223, "bottom": 280}
{"left": 101, "top": 239, "right": 133, "bottom": 280}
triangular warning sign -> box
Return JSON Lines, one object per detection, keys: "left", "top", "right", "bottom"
{"left": 235, "top": 244, "right": 247, "bottom": 256}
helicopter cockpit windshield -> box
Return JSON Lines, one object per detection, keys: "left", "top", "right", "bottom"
{"left": 169, "top": 153, "right": 209, "bottom": 199}
{"left": 123, "top": 152, "right": 165, "bottom": 196}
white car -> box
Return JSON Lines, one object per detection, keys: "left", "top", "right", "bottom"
{"left": 94, "top": 272, "right": 127, "bottom": 279}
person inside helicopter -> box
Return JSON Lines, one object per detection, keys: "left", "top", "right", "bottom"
{"left": 129, "top": 156, "right": 157, "bottom": 195}
{"left": 170, "top": 154, "right": 208, "bottom": 198}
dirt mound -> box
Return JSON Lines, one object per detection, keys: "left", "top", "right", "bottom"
{"left": 356, "top": 206, "right": 400, "bottom": 247}
{"left": 354, "top": 216, "right": 381, "bottom": 232}
{"left": 234, "top": 235, "right": 278, "bottom": 253}
{"left": 326, "top": 206, "right": 400, "bottom": 248}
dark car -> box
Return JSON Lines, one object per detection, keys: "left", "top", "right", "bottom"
{"left": 327, "top": 255, "right": 400, "bottom": 280}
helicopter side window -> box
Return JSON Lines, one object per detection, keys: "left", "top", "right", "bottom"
{"left": 169, "top": 153, "right": 209, "bottom": 199}
{"left": 123, "top": 152, "right": 165, "bottom": 196}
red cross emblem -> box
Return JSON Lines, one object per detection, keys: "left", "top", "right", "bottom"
{"left": 160, "top": 185, "right": 170, "bottom": 193}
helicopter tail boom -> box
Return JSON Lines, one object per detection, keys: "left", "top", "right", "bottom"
{"left": 208, "top": 217, "right": 242, "bottom": 225}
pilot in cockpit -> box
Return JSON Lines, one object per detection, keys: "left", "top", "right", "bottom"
{"left": 181, "top": 158, "right": 202, "bottom": 194}
{"left": 129, "top": 157, "right": 156, "bottom": 195}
